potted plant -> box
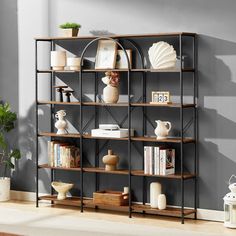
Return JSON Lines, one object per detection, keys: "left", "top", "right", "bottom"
{"left": 59, "top": 22, "right": 81, "bottom": 37}
{"left": 0, "top": 102, "right": 21, "bottom": 202}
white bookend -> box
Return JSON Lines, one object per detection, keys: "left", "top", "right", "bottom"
{"left": 154, "top": 147, "right": 160, "bottom": 175}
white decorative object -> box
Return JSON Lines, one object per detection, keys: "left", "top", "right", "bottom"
{"left": 103, "top": 85, "right": 119, "bottom": 103}
{"left": 223, "top": 175, "right": 236, "bottom": 228}
{"left": 158, "top": 194, "right": 167, "bottom": 210}
{"left": 51, "top": 182, "right": 74, "bottom": 200}
{"left": 150, "top": 182, "right": 162, "bottom": 208}
{"left": 148, "top": 41, "right": 177, "bottom": 69}
{"left": 67, "top": 57, "right": 81, "bottom": 70}
{"left": 55, "top": 110, "right": 68, "bottom": 134}
{"left": 116, "top": 49, "right": 132, "bottom": 69}
{"left": 91, "top": 128, "right": 134, "bottom": 138}
{"left": 51, "top": 51, "right": 66, "bottom": 71}
{"left": 101, "top": 72, "right": 120, "bottom": 104}
{"left": 123, "top": 187, "right": 129, "bottom": 194}
{"left": 0, "top": 177, "right": 10, "bottom": 202}
{"left": 154, "top": 120, "right": 172, "bottom": 139}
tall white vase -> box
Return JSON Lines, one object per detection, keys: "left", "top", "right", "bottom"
{"left": 103, "top": 85, "right": 119, "bottom": 104}
{"left": 158, "top": 194, "right": 167, "bottom": 210}
{"left": 150, "top": 182, "right": 162, "bottom": 208}
{"left": 51, "top": 51, "right": 66, "bottom": 71}
{"left": 0, "top": 177, "right": 10, "bottom": 202}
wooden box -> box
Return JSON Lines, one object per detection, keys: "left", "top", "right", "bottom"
{"left": 93, "top": 190, "right": 128, "bottom": 206}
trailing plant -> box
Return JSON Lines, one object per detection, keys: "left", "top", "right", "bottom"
{"left": 59, "top": 22, "right": 81, "bottom": 29}
{"left": 0, "top": 102, "right": 21, "bottom": 177}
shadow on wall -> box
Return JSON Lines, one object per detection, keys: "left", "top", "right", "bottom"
{"left": 198, "top": 34, "right": 236, "bottom": 210}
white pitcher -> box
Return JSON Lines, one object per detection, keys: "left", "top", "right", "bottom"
{"left": 154, "top": 120, "right": 171, "bottom": 139}
{"left": 55, "top": 110, "right": 68, "bottom": 134}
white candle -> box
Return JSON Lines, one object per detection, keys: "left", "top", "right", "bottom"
{"left": 150, "top": 182, "right": 161, "bottom": 208}
{"left": 51, "top": 51, "right": 66, "bottom": 71}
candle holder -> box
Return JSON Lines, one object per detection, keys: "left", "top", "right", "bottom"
{"left": 54, "top": 86, "right": 68, "bottom": 102}
{"left": 63, "top": 90, "right": 74, "bottom": 102}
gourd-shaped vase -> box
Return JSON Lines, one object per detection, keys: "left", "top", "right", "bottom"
{"left": 154, "top": 120, "right": 171, "bottom": 139}
{"left": 103, "top": 85, "right": 119, "bottom": 104}
{"left": 102, "top": 150, "right": 119, "bottom": 171}
{"left": 55, "top": 110, "right": 68, "bottom": 134}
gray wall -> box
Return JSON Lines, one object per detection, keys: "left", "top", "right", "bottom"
{"left": 0, "top": 0, "right": 236, "bottom": 211}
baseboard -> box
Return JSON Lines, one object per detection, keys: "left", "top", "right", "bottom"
{"left": 10, "top": 190, "right": 224, "bottom": 222}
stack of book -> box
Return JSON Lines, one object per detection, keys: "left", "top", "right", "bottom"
{"left": 47, "top": 141, "right": 80, "bottom": 168}
{"left": 144, "top": 146, "right": 175, "bottom": 175}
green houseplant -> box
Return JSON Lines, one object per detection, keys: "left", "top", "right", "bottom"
{"left": 0, "top": 102, "right": 21, "bottom": 201}
{"left": 59, "top": 22, "right": 81, "bottom": 37}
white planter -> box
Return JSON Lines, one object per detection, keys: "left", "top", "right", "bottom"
{"left": 61, "top": 28, "right": 79, "bottom": 37}
{"left": 150, "top": 182, "right": 162, "bottom": 208}
{"left": 103, "top": 85, "right": 119, "bottom": 104}
{"left": 51, "top": 51, "right": 66, "bottom": 71}
{"left": 67, "top": 57, "right": 81, "bottom": 70}
{"left": 158, "top": 194, "right": 167, "bottom": 210}
{"left": 0, "top": 177, "right": 10, "bottom": 202}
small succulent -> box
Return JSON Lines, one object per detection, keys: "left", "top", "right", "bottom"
{"left": 102, "top": 71, "right": 120, "bottom": 87}
{"left": 59, "top": 22, "right": 81, "bottom": 29}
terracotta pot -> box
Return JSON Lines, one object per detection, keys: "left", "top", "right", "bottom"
{"left": 103, "top": 85, "right": 119, "bottom": 104}
{"left": 61, "top": 28, "right": 79, "bottom": 37}
{"left": 0, "top": 177, "right": 10, "bottom": 202}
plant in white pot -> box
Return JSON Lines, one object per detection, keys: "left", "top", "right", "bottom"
{"left": 59, "top": 22, "right": 81, "bottom": 37}
{"left": 0, "top": 102, "right": 21, "bottom": 202}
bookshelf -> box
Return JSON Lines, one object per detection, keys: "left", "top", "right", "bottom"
{"left": 35, "top": 32, "right": 198, "bottom": 224}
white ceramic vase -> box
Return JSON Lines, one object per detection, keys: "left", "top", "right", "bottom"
{"left": 51, "top": 51, "right": 66, "bottom": 71}
{"left": 67, "top": 57, "right": 81, "bottom": 70}
{"left": 0, "top": 177, "right": 10, "bottom": 202}
{"left": 150, "top": 182, "right": 162, "bottom": 208}
{"left": 154, "top": 120, "right": 172, "bottom": 139}
{"left": 51, "top": 182, "right": 74, "bottom": 200}
{"left": 103, "top": 85, "right": 119, "bottom": 104}
{"left": 158, "top": 194, "right": 167, "bottom": 210}
{"left": 55, "top": 110, "right": 68, "bottom": 134}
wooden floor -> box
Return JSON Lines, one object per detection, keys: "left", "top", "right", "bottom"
{"left": 0, "top": 201, "right": 235, "bottom": 236}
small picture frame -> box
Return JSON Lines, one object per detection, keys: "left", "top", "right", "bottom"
{"left": 116, "top": 49, "right": 132, "bottom": 69}
{"left": 150, "top": 91, "right": 171, "bottom": 104}
{"left": 95, "top": 40, "right": 117, "bottom": 69}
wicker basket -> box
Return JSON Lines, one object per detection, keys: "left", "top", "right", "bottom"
{"left": 93, "top": 190, "right": 128, "bottom": 206}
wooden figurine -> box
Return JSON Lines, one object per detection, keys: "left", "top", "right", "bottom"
{"left": 63, "top": 90, "right": 74, "bottom": 102}
{"left": 54, "top": 86, "right": 68, "bottom": 102}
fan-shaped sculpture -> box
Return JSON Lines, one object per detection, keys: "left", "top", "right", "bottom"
{"left": 148, "top": 41, "right": 177, "bottom": 69}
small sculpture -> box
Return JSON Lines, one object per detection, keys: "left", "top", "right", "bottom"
{"left": 54, "top": 85, "right": 68, "bottom": 102}
{"left": 148, "top": 41, "right": 177, "bottom": 69}
{"left": 51, "top": 181, "right": 74, "bottom": 200}
{"left": 101, "top": 71, "right": 120, "bottom": 103}
{"left": 55, "top": 110, "right": 68, "bottom": 134}
{"left": 154, "top": 120, "right": 172, "bottom": 139}
{"left": 102, "top": 149, "right": 119, "bottom": 171}
{"left": 63, "top": 90, "right": 74, "bottom": 102}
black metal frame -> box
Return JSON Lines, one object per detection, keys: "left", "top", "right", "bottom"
{"left": 35, "top": 33, "right": 198, "bottom": 224}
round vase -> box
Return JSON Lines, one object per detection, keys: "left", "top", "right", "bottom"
{"left": 67, "top": 57, "right": 81, "bottom": 71}
{"left": 150, "top": 182, "right": 162, "bottom": 208}
{"left": 103, "top": 85, "right": 119, "bottom": 104}
{"left": 0, "top": 177, "right": 10, "bottom": 202}
{"left": 102, "top": 150, "right": 119, "bottom": 171}
{"left": 158, "top": 194, "right": 167, "bottom": 210}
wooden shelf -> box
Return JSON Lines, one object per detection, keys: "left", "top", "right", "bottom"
{"left": 132, "top": 204, "right": 196, "bottom": 217}
{"left": 38, "top": 101, "right": 81, "bottom": 105}
{"left": 83, "top": 134, "right": 128, "bottom": 141}
{"left": 39, "top": 195, "right": 195, "bottom": 217}
{"left": 131, "top": 170, "right": 196, "bottom": 179}
{"left": 35, "top": 32, "right": 196, "bottom": 41}
{"left": 131, "top": 136, "right": 195, "bottom": 143}
{"left": 83, "top": 167, "right": 128, "bottom": 175}
{"left": 38, "top": 132, "right": 81, "bottom": 138}
{"left": 131, "top": 103, "right": 195, "bottom": 108}
{"left": 82, "top": 102, "right": 128, "bottom": 107}
{"left": 37, "top": 68, "right": 194, "bottom": 74}
{"left": 38, "top": 164, "right": 81, "bottom": 171}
